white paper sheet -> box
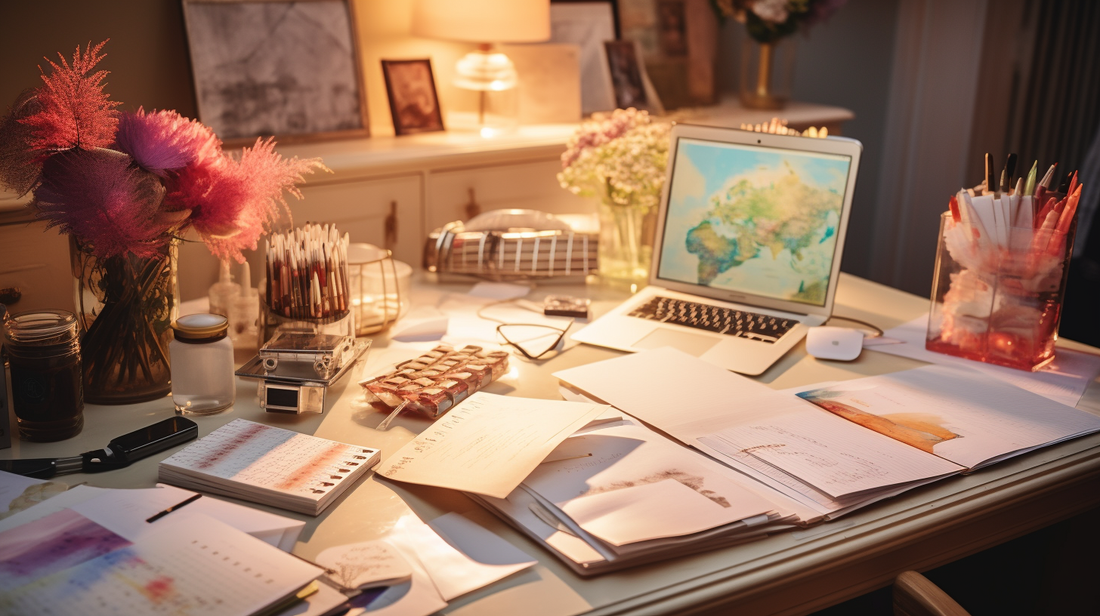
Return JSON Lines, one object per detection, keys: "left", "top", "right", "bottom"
{"left": 467, "top": 282, "right": 532, "bottom": 300}
{"left": 317, "top": 540, "right": 412, "bottom": 590}
{"left": 562, "top": 478, "right": 737, "bottom": 546}
{"left": 871, "top": 315, "right": 1100, "bottom": 406}
{"left": 0, "top": 484, "right": 304, "bottom": 551}
{"left": 553, "top": 347, "right": 781, "bottom": 442}
{"left": 0, "top": 471, "right": 63, "bottom": 517}
{"left": 349, "top": 539, "right": 446, "bottom": 616}
{"left": 700, "top": 411, "right": 963, "bottom": 499}
{"left": 523, "top": 423, "right": 779, "bottom": 545}
{"left": 795, "top": 364, "right": 1100, "bottom": 470}
{"left": 416, "top": 513, "right": 535, "bottom": 601}
{"left": 376, "top": 392, "right": 609, "bottom": 498}
{"left": 0, "top": 513, "right": 320, "bottom": 616}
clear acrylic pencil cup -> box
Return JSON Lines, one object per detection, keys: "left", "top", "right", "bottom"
{"left": 927, "top": 211, "right": 1075, "bottom": 371}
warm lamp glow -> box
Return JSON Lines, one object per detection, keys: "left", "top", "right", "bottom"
{"left": 412, "top": 0, "right": 550, "bottom": 131}
{"left": 411, "top": 0, "right": 550, "bottom": 43}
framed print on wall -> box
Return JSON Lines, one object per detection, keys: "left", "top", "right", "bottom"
{"left": 380, "top": 59, "right": 445, "bottom": 136}
{"left": 181, "top": 0, "right": 370, "bottom": 144}
{"left": 549, "top": 1, "right": 619, "bottom": 115}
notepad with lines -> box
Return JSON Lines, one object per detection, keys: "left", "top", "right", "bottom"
{"left": 159, "top": 419, "right": 380, "bottom": 515}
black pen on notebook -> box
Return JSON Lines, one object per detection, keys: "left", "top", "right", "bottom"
{"left": 146, "top": 493, "right": 202, "bottom": 523}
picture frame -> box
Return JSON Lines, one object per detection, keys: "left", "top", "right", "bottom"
{"left": 604, "top": 40, "right": 664, "bottom": 114}
{"left": 181, "top": 0, "right": 370, "bottom": 144}
{"left": 549, "top": 1, "right": 620, "bottom": 115}
{"left": 380, "top": 59, "right": 445, "bottom": 136}
{"left": 618, "top": 0, "right": 719, "bottom": 109}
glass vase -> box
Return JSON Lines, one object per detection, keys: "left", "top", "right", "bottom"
{"left": 739, "top": 37, "right": 796, "bottom": 110}
{"left": 596, "top": 198, "right": 656, "bottom": 289}
{"left": 71, "top": 237, "right": 179, "bottom": 404}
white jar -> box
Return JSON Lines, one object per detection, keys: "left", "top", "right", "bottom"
{"left": 170, "top": 314, "right": 235, "bottom": 415}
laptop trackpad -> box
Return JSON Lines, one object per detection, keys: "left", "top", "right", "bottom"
{"left": 633, "top": 328, "right": 721, "bottom": 357}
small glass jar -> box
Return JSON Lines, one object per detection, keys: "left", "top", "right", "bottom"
{"left": 2, "top": 310, "right": 83, "bottom": 441}
{"left": 170, "top": 314, "right": 235, "bottom": 415}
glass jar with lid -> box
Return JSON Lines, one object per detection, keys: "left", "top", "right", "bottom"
{"left": 169, "top": 313, "right": 235, "bottom": 415}
{"left": 2, "top": 310, "right": 83, "bottom": 441}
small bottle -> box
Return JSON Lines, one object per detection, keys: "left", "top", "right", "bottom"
{"left": 228, "top": 261, "right": 260, "bottom": 350}
{"left": 208, "top": 261, "right": 240, "bottom": 318}
{"left": 170, "top": 314, "right": 235, "bottom": 415}
{"left": 2, "top": 310, "right": 83, "bottom": 441}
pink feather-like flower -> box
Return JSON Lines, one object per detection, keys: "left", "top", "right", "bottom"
{"left": 21, "top": 40, "right": 119, "bottom": 154}
{"left": 33, "top": 147, "right": 170, "bottom": 260}
{"left": 115, "top": 108, "right": 220, "bottom": 176}
{"left": 168, "top": 138, "right": 328, "bottom": 262}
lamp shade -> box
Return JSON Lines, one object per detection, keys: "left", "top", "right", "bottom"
{"left": 411, "top": 0, "right": 550, "bottom": 43}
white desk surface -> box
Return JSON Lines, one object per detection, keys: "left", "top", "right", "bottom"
{"left": 4, "top": 273, "right": 1099, "bottom": 616}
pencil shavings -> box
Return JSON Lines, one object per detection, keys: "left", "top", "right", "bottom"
{"left": 358, "top": 345, "right": 509, "bottom": 421}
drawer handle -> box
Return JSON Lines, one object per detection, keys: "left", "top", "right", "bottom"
{"left": 464, "top": 187, "right": 480, "bottom": 220}
{"left": 384, "top": 201, "right": 398, "bottom": 250}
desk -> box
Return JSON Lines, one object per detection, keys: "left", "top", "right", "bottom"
{"left": 4, "top": 273, "right": 1099, "bottom": 615}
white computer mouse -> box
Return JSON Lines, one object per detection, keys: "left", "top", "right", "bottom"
{"left": 805, "top": 326, "right": 864, "bottom": 361}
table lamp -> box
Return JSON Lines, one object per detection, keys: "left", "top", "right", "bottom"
{"left": 412, "top": 0, "right": 550, "bottom": 135}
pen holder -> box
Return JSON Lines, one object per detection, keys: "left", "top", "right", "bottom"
{"left": 926, "top": 211, "right": 1076, "bottom": 371}
{"left": 258, "top": 290, "right": 355, "bottom": 347}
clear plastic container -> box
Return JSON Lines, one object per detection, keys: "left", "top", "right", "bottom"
{"left": 927, "top": 211, "right": 1075, "bottom": 371}
{"left": 170, "top": 314, "right": 235, "bottom": 414}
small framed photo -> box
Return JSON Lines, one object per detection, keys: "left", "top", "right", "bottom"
{"left": 181, "top": 0, "right": 369, "bottom": 144}
{"left": 604, "top": 41, "right": 663, "bottom": 113}
{"left": 381, "top": 59, "right": 445, "bottom": 136}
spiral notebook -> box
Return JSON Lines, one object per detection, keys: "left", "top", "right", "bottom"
{"left": 159, "top": 419, "right": 380, "bottom": 515}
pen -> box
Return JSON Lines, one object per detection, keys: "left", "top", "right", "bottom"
{"left": 146, "top": 493, "right": 202, "bottom": 523}
{"left": 1023, "top": 160, "right": 1038, "bottom": 196}
{"left": 984, "top": 153, "right": 995, "bottom": 195}
{"left": 1004, "top": 152, "right": 1018, "bottom": 189}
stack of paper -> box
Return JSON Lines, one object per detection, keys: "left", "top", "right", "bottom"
{"left": 554, "top": 348, "right": 1100, "bottom": 523}
{"left": 159, "top": 419, "right": 380, "bottom": 516}
{"left": 469, "top": 419, "right": 795, "bottom": 575}
{"left": 373, "top": 390, "right": 794, "bottom": 575}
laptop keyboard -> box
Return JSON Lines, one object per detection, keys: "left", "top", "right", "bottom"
{"left": 627, "top": 296, "right": 798, "bottom": 343}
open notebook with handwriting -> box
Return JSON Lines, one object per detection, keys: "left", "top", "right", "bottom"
{"left": 159, "top": 419, "right": 380, "bottom": 516}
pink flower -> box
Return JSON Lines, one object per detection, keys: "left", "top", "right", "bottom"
{"left": 33, "top": 147, "right": 169, "bottom": 260}
{"left": 168, "top": 138, "right": 328, "bottom": 263}
{"left": 115, "top": 108, "right": 220, "bottom": 177}
{"left": 21, "top": 40, "right": 119, "bottom": 155}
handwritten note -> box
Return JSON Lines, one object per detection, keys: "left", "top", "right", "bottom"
{"left": 316, "top": 540, "right": 412, "bottom": 590}
{"left": 376, "top": 392, "right": 608, "bottom": 498}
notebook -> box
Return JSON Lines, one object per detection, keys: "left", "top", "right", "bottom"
{"left": 573, "top": 123, "right": 863, "bottom": 375}
{"left": 159, "top": 419, "right": 380, "bottom": 516}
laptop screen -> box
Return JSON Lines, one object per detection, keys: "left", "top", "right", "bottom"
{"left": 656, "top": 136, "right": 854, "bottom": 307}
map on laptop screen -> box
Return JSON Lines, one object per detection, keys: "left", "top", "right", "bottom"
{"left": 656, "top": 137, "right": 854, "bottom": 307}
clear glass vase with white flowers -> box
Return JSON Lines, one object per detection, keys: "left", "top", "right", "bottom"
{"left": 557, "top": 108, "right": 671, "bottom": 289}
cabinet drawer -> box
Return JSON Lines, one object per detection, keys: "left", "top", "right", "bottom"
{"left": 0, "top": 223, "right": 71, "bottom": 314}
{"left": 293, "top": 175, "right": 423, "bottom": 267}
{"left": 425, "top": 159, "right": 594, "bottom": 232}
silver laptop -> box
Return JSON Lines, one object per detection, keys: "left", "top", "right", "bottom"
{"left": 573, "top": 123, "right": 862, "bottom": 375}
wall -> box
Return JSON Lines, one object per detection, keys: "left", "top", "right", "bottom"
{"left": 2, "top": 0, "right": 926, "bottom": 308}
{"left": 716, "top": 0, "right": 901, "bottom": 285}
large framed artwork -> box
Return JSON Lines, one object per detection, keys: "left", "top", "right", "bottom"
{"left": 181, "top": 0, "right": 370, "bottom": 144}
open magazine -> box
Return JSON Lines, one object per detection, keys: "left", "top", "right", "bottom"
{"left": 554, "top": 348, "right": 1100, "bottom": 522}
